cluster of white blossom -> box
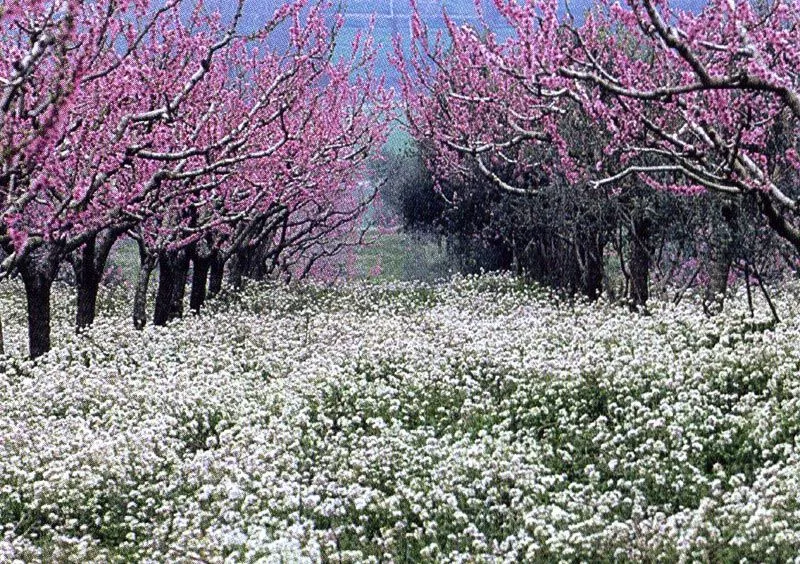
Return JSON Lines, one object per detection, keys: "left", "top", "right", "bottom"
{"left": 1, "top": 274, "right": 800, "bottom": 562}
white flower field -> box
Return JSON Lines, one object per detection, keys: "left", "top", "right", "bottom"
{"left": 1, "top": 275, "right": 800, "bottom": 562}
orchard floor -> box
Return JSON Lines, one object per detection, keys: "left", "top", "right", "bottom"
{"left": 1, "top": 274, "right": 800, "bottom": 562}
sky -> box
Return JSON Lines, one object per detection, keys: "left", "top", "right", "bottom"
{"left": 231, "top": 0, "right": 707, "bottom": 33}
{"left": 201, "top": 0, "right": 706, "bottom": 84}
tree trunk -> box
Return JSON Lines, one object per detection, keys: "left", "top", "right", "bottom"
{"left": 580, "top": 236, "right": 605, "bottom": 301}
{"left": 584, "top": 250, "right": 604, "bottom": 300}
{"left": 228, "top": 249, "right": 247, "bottom": 291}
{"left": 248, "top": 243, "right": 271, "bottom": 281}
{"left": 153, "top": 252, "right": 175, "bottom": 327}
{"left": 208, "top": 252, "right": 225, "bottom": 298}
{"left": 704, "top": 202, "right": 738, "bottom": 315}
{"left": 75, "top": 274, "right": 100, "bottom": 330}
{"left": 133, "top": 250, "right": 156, "bottom": 331}
{"left": 190, "top": 254, "right": 212, "bottom": 314}
{"left": 169, "top": 249, "right": 190, "bottom": 320}
{"left": 629, "top": 217, "right": 652, "bottom": 311}
{"left": 705, "top": 249, "right": 733, "bottom": 314}
{"left": 73, "top": 229, "right": 121, "bottom": 330}
{"left": 23, "top": 271, "right": 52, "bottom": 360}
{"left": 153, "top": 248, "right": 189, "bottom": 326}
{"left": 18, "top": 250, "right": 60, "bottom": 359}
{"left": 74, "top": 235, "right": 98, "bottom": 330}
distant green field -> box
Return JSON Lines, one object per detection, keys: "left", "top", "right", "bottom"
{"left": 355, "top": 230, "right": 454, "bottom": 282}
{"left": 107, "top": 230, "right": 453, "bottom": 287}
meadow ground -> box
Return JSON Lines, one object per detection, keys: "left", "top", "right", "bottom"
{"left": 1, "top": 274, "right": 800, "bottom": 562}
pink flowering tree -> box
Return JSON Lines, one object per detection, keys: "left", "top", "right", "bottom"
{"left": 219, "top": 43, "right": 391, "bottom": 291}
{"left": 0, "top": 0, "right": 383, "bottom": 355}
{"left": 1, "top": 0, "right": 390, "bottom": 355}
{"left": 557, "top": 0, "right": 800, "bottom": 308}
{"left": 128, "top": 4, "right": 390, "bottom": 327}
{"left": 1, "top": 0, "right": 204, "bottom": 357}
{"left": 559, "top": 0, "right": 800, "bottom": 200}
{"left": 396, "top": 0, "right": 800, "bottom": 310}
{"left": 394, "top": 0, "right": 616, "bottom": 299}
{"left": 1, "top": 0, "right": 186, "bottom": 262}
{"left": 394, "top": 0, "right": 576, "bottom": 196}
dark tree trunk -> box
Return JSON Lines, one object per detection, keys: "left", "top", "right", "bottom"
{"left": 629, "top": 217, "right": 652, "bottom": 311}
{"left": 704, "top": 202, "right": 738, "bottom": 315}
{"left": 228, "top": 249, "right": 248, "bottom": 291}
{"left": 563, "top": 237, "right": 580, "bottom": 297}
{"left": 169, "top": 250, "right": 190, "bottom": 320}
{"left": 190, "top": 255, "right": 211, "bottom": 314}
{"left": 584, "top": 250, "right": 604, "bottom": 300}
{"left": 247, "top": 243, "right": 271, "bottom": 281}
{"left": 153, "top": 254, "right": 173, "bottom": 327}
{"left": 18, "top": 249, "right": 60, "bottom": 359}
{"left": 74, "top": 236, "right": 99, "bottom": 330}
{"left": 133, "top": 248, "right": 156, "bottom": 331}
{"left": 153, "top": 248, "right": 189, "bottom": 326}
{"left": 73, "top": 230, "right": 119, "bottom": 330}
{"left": 208, "top": 252, "right": 226, "bottom": 298}
{"left": 75, "top": 279, "right": 100, "bottom": 329}
{"left": 23, "top": 271, "right": 52, "bottom": 360}
{"left": 580, "top": 236, "right": 605, "bottom": 301}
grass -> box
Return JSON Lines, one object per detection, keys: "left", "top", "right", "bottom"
{"left": 104, "top": 230, "right": 455, "bottom": 288}
{"left": 355, "top": 231, "right": 455, "bottom": 282}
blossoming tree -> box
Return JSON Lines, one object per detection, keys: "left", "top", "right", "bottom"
{"left": 394, "top": 0, "right": 614, "bottom": 300}
{"left": 560, "top": 0, "right": 800, "bottom": 306}
{"left": 1, "top": 0, "right": 389, "bottom": 357}
{"left": 127, "top": 4, "right": 390, "bottom": 328}
{"left": 2, "top": 0, "right": 210, "bottom": 356}
{"left": 396, "top": 0, "right": 800, "bottom": 309}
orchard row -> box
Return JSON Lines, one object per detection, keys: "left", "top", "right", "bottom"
{"left": 5, "top": 1, "right": 800, "bottom": 358}
{"left": 1, "top": 0, "right": 390, "bottom": 357}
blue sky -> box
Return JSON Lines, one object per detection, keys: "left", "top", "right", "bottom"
{"left": 231, "top": 1, "right": 706, "bottom": 32}
{"left": 203, "top": 0, "right": 705, "bottom": 83}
